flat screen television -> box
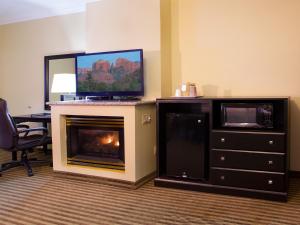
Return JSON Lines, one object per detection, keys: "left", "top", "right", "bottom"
{"left": 75, "top": 49, "right": 144, "bottom": 99}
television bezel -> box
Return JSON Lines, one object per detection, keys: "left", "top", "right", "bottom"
{"left": 75, "top": 49, "right": 144, "bottom": 98}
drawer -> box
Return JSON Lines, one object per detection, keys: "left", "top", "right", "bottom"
{"left": 211, "top": 168, "right": 285, "bottom": 192}
{"left": 212, "top": 131, "right": 285, "bottom": 153}
{"left": 211, "top": 150, "right": 285, "bottom": 172}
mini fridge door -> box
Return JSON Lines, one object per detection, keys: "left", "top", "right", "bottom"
{"left": 165, "top": 113, "right": 207, "bottom": 180}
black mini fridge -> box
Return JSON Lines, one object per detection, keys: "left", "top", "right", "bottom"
{"left": 165, "top": 113, "right": 207, "bottom": 180}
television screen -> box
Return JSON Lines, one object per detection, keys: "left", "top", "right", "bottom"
{"left": 76, "top": 49, "right": 144, "bottom": 97}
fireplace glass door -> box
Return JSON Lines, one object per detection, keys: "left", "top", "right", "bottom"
{"left": 66, "top": 116, "right": 125, "bottom": 170}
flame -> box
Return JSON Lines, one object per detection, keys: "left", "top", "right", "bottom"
{"left": 101, "top": 135, "right": 112, "bottom": 144}
{"left": 98, "top": 134, "right": 119, "bottom": 146}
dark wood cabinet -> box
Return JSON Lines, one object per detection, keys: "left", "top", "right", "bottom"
{"left": 211, "top": 149, "right": 285, "bottom": 172}
{"left": 155, "top": 97, "right": 289, "bottom": 201}
{"left": 211, "top": 130, "right": 286, "bottom": 153}
{"left": 156, "top": 99, "right": 211, "bottom": 179}
{"left": 165, "top": 113, "right": 208, "bottom": 180}
{"left": 210, "top": 168, "right": 285, "bottom": 192}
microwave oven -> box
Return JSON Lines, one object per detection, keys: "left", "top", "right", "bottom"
{"left": 221, "top": 103, "right": 274, "bottom": 129}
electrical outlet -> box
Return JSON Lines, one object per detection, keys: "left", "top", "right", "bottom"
{"left": 142, "top": 114, "right": 152, "bottom": 124}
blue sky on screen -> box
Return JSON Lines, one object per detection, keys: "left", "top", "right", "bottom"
{"left": 77, "top": 50, "right": 141, "bottom": 68}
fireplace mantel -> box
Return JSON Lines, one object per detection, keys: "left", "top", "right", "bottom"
{"left": 49, "top": 100, "right": 156, "bottom": 184}
{"left": 49, "top": 99, "right": 155, "bottom": 106}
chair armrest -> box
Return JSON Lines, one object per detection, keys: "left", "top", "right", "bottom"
{"left": 17, "top": 127, "right": 48, "bottom": 136}
{"left": 16, "top": 124, "right": 30, "bottom": 129}
{"left": 18, "top": 127, "right": 50, "bottom": 145}
{"left": 17, "top": 124, "right": 31, "bottom": 137}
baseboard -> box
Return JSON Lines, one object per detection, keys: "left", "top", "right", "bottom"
{"left": 53, "top": 171, "right": 155, "bottom": 189}
{"left": 134, "top": 172, "right": 156, "bottom": 189}
{"left": 289, "top": 170, "right": 300, "bottom": 178}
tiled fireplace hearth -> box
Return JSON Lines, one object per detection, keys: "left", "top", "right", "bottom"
{"left": 50, "top": 100, "right": 156, "bottom": 184}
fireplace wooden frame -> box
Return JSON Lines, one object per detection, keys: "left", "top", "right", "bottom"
{"left": 50, "top": 100, "right": 156, "bottom": 183}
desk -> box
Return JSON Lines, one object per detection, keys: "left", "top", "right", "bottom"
{"left": 13, "top": 113, "right": 51, "bottom": 160}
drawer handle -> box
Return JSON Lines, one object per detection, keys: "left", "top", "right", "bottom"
{"left": 221, "top": 138, "right": 225, "bottom": 143}
{"left": 268, "top": 179, "right": 273, "bottom": 185}
{"left": 269, "top": 140, "right": 274, "bottom": 145}
{"left": 268, "top": 160, "right": 274, "bottom": 165}
{"left": 220, "top": 175, "right": 225, "bottom": 180}
{"left": 220, "top": 156, "right": 225, "bottom": 161}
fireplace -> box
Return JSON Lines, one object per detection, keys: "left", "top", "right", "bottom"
{"left": 66, "top": 116, "right": 125, "bottom": 170}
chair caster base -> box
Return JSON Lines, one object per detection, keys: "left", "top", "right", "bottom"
{"left": 27, "top": 170, "right": 33, "bottom": 177}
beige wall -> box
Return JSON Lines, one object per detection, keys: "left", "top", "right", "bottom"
{"left": 86, "top": 0, "right": 162, "bottom": 99}
{"left": 171, "top": 0, "right": 300, "bottom": 170}
{"left": 0, "top": 13, "right": 85, "bottom": 115}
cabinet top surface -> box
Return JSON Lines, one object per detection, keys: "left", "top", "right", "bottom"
{"left": 157, "top": 96, "right": 290, "bottom": 101}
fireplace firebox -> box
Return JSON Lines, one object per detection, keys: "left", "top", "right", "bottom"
{"left": 66, "top": 116, "right": 125, "bottom": 170}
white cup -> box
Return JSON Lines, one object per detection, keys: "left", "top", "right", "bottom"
{"left": 175, "top": 88, "right": 181, "bottom": 97}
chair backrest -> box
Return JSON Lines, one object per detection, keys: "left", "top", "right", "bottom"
{"left": 0, "top": 98, "right": 18, "bottom": 150}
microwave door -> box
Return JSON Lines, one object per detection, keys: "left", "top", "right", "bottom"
{"left": 224, "top": 107, "right": 260, "bottom": 128}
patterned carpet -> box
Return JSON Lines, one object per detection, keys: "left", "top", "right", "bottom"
{"left": 0, "top": 150, "right": 300, "bottom": 225}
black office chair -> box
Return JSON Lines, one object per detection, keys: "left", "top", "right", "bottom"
{"left": 0, "top": 98, "right": 52, "bottom": 176}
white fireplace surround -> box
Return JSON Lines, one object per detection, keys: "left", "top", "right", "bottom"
{"left": 50, "top": 100, "right": 156, "bottom": 183}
